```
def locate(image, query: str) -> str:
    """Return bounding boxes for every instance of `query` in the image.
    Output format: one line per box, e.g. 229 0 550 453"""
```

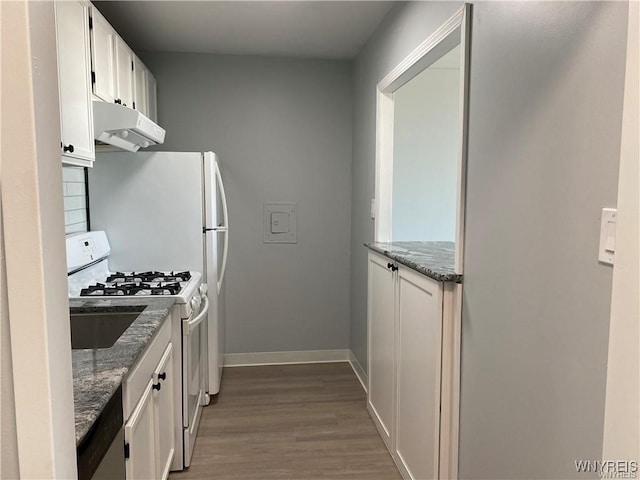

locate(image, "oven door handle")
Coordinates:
182 295 209 335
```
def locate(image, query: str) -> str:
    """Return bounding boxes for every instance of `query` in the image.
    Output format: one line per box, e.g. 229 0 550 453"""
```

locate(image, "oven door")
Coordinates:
181 294 209 467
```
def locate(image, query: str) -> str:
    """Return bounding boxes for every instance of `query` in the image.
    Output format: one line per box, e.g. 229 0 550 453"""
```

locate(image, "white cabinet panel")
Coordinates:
366 250 460 480
125 381 156 480
395 267 442 480
90 8 116 103
133 56 148 115
123 318 175 480
123 319 171 419
54 0 94 165
114 36 134 108
147 72 158 122
367 252 396 448
154 344 175 480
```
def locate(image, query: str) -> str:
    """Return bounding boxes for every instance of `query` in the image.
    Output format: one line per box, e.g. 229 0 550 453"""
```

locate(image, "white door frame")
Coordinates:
374 4 471 275
602 0 639 463
1 1 77 478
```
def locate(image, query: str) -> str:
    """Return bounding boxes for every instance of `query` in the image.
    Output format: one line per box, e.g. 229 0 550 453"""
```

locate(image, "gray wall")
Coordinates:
392 47 460 242
351 1 627 478
141 53 352 354
459 3 626 478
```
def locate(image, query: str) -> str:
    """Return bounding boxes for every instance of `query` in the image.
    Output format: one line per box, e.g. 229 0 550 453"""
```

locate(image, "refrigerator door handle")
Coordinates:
218 230 228 294
214 161 230 293
214 161 229 229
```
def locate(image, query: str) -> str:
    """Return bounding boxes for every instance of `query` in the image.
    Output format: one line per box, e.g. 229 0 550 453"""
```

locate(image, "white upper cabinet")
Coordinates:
114 35 134 108
89 7 116 103
147 72 158 122
87 3 158 121
55 0 95 166
133 56 149 116
55 1 160 167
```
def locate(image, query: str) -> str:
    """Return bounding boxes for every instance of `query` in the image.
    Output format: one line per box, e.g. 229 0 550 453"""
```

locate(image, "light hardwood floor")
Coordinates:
170 362 402 480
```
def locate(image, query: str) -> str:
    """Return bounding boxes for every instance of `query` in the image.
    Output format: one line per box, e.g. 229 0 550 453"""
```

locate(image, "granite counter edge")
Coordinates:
364 243 463 283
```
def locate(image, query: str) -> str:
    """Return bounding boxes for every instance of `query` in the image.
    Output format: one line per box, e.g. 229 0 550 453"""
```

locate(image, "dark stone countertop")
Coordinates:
70 297 175 445
365 241 463 283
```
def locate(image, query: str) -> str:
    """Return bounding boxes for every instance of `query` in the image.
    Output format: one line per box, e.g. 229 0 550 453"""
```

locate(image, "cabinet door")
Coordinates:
153 344 175 480
125 380 156 480
367 252 396 448
90 8 116 103
114 36 134 108
395 267 442 480
54 0 94 165
147 72 158 123
133 56 148 115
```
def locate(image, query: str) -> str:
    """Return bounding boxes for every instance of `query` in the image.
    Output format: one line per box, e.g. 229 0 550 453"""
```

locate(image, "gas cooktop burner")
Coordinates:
105 271 192 283
80 281 183 297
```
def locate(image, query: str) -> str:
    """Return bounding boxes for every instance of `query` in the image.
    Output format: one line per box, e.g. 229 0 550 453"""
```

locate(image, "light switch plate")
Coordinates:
598 208 617 265
264 202 297 244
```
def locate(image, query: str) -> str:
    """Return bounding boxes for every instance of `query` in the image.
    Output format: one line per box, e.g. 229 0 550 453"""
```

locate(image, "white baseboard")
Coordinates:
348 350 368 394
224 349 350 367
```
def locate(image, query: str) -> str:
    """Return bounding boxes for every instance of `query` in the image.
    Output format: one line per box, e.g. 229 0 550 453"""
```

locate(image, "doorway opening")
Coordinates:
374 5 471 274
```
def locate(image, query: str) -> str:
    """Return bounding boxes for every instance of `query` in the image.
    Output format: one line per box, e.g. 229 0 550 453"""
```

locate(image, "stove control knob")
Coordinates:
199 284 208 296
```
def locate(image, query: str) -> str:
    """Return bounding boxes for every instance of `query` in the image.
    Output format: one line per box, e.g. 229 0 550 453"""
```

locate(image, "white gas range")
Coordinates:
67 231 208 471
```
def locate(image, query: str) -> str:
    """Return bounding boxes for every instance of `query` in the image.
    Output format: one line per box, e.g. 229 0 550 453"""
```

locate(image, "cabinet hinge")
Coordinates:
124 442 130 459
132 101 136 109
88 15 93 30
91 71 96 85
131 61 134 71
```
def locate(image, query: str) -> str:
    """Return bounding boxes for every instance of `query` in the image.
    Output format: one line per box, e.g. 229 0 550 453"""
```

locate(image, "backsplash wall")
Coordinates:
62 166 88 234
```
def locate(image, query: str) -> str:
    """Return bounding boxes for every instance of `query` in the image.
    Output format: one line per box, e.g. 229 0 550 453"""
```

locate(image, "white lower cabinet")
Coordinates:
395 267 442 480
125 381 156 480
124 319 175 480
367 251 396 448
367 251 460 480
153 345 175 479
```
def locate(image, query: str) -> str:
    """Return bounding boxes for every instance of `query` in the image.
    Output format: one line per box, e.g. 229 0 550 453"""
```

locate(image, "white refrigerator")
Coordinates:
88 151 229 397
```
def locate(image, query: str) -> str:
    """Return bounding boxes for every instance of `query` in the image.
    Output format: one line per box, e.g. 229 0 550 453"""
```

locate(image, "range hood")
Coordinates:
93 101 165 152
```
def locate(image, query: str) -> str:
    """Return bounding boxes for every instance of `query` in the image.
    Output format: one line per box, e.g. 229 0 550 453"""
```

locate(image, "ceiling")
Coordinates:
93 1 396 60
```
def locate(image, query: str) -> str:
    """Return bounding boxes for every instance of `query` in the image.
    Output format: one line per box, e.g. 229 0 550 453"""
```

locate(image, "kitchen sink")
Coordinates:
70 306 146 349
